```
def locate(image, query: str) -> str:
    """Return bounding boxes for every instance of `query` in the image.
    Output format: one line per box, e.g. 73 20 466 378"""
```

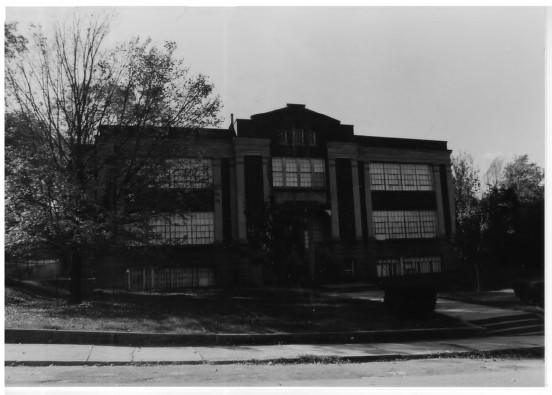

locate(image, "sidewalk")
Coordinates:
5 335 544 366
5 289 545 366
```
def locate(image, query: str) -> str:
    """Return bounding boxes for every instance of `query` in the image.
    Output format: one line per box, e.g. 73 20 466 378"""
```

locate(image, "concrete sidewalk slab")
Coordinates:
369 341 468 356
284 343 381 357
133 347 203 363
435 299 526 322
194 345 302 362
88 345 135 363
5 335 544 366
6 344 92 363
446 335 544 351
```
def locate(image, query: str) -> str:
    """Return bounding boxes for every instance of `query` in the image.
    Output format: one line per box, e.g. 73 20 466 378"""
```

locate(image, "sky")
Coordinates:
5 6 547 181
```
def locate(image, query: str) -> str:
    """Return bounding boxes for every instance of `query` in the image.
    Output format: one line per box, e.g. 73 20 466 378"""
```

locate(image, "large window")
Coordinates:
370 163 433 191
165 158 213 189
149 212 214 245
376 256 441 278
373 210 437 240
272 157 326 188
126 266 216 291
150 267 215 288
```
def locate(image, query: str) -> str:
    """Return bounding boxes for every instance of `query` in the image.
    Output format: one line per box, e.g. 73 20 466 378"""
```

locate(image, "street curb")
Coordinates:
4 346 544 367
5 326 486 347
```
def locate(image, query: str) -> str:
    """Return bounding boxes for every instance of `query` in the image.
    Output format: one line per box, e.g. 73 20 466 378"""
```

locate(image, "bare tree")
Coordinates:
483 156 505 189
451 152 483 291
5 12 222 303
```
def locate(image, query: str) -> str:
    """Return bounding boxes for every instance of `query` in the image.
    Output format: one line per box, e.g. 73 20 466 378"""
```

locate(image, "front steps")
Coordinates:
469 313 544 336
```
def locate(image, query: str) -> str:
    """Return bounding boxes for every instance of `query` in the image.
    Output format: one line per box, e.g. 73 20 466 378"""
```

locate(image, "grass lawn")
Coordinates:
439 289 543 313
5 286 466 334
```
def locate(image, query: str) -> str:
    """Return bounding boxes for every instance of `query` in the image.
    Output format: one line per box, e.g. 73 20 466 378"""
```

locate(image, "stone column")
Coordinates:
213 159 223 244
328 159 340 240
235 157 247 242
351 160 363 240
433 165 446 237
262 157 271 201
363 162 375 238
229 158 238 241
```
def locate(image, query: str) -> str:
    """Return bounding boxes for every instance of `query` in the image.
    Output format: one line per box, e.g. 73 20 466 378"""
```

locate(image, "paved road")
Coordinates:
5 357 544 387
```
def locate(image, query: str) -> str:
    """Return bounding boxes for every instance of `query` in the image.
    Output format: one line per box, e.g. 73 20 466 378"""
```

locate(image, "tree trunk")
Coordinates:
474 261 481 293
68 250 83 304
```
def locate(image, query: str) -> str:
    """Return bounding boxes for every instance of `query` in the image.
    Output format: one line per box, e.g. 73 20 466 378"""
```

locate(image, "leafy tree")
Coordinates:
5 22 27 59
5 12 222 303
480 155 544 281
480 185 519 266
499 155 544 272
451 152 484 290
245 203 315 286
501 155 544 203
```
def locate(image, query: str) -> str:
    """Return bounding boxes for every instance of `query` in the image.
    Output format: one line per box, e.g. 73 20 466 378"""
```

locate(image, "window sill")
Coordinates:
272 187 326 191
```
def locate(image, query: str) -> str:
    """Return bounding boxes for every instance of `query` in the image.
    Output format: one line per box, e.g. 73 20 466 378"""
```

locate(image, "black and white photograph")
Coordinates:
3 2 547 391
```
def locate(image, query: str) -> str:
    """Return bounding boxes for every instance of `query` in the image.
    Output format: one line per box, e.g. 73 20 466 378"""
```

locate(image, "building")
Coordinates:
94 104 458 291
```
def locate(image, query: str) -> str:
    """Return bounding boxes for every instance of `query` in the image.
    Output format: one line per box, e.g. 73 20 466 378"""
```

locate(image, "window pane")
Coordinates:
292 129 304 144
278 130 287 144
286 172 298 187
299 159 310 172
369 162 434 191
312 173 325 188
272 158 284 187
285 159 297 172
273 172 284 187
404 211 421 238
388 211 405 239
420 211 437 238
370 163 385 190
148 212 214 245
373 212 388 240
402 164 416 190
384 164 401 190
376 256 441 278
271 157 326 188
298 159 311 187
312 159 325 187
307 130 317 145
300 172 311 187
372 211 436 240
272 158 283 171
166 158 212 189
416 165 433 190
313 159 325 173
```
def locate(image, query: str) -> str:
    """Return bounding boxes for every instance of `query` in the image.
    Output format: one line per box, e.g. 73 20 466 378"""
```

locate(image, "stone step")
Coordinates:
515 331 545 336
484 318 543 331
487 324 545 336
469 313 540 326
